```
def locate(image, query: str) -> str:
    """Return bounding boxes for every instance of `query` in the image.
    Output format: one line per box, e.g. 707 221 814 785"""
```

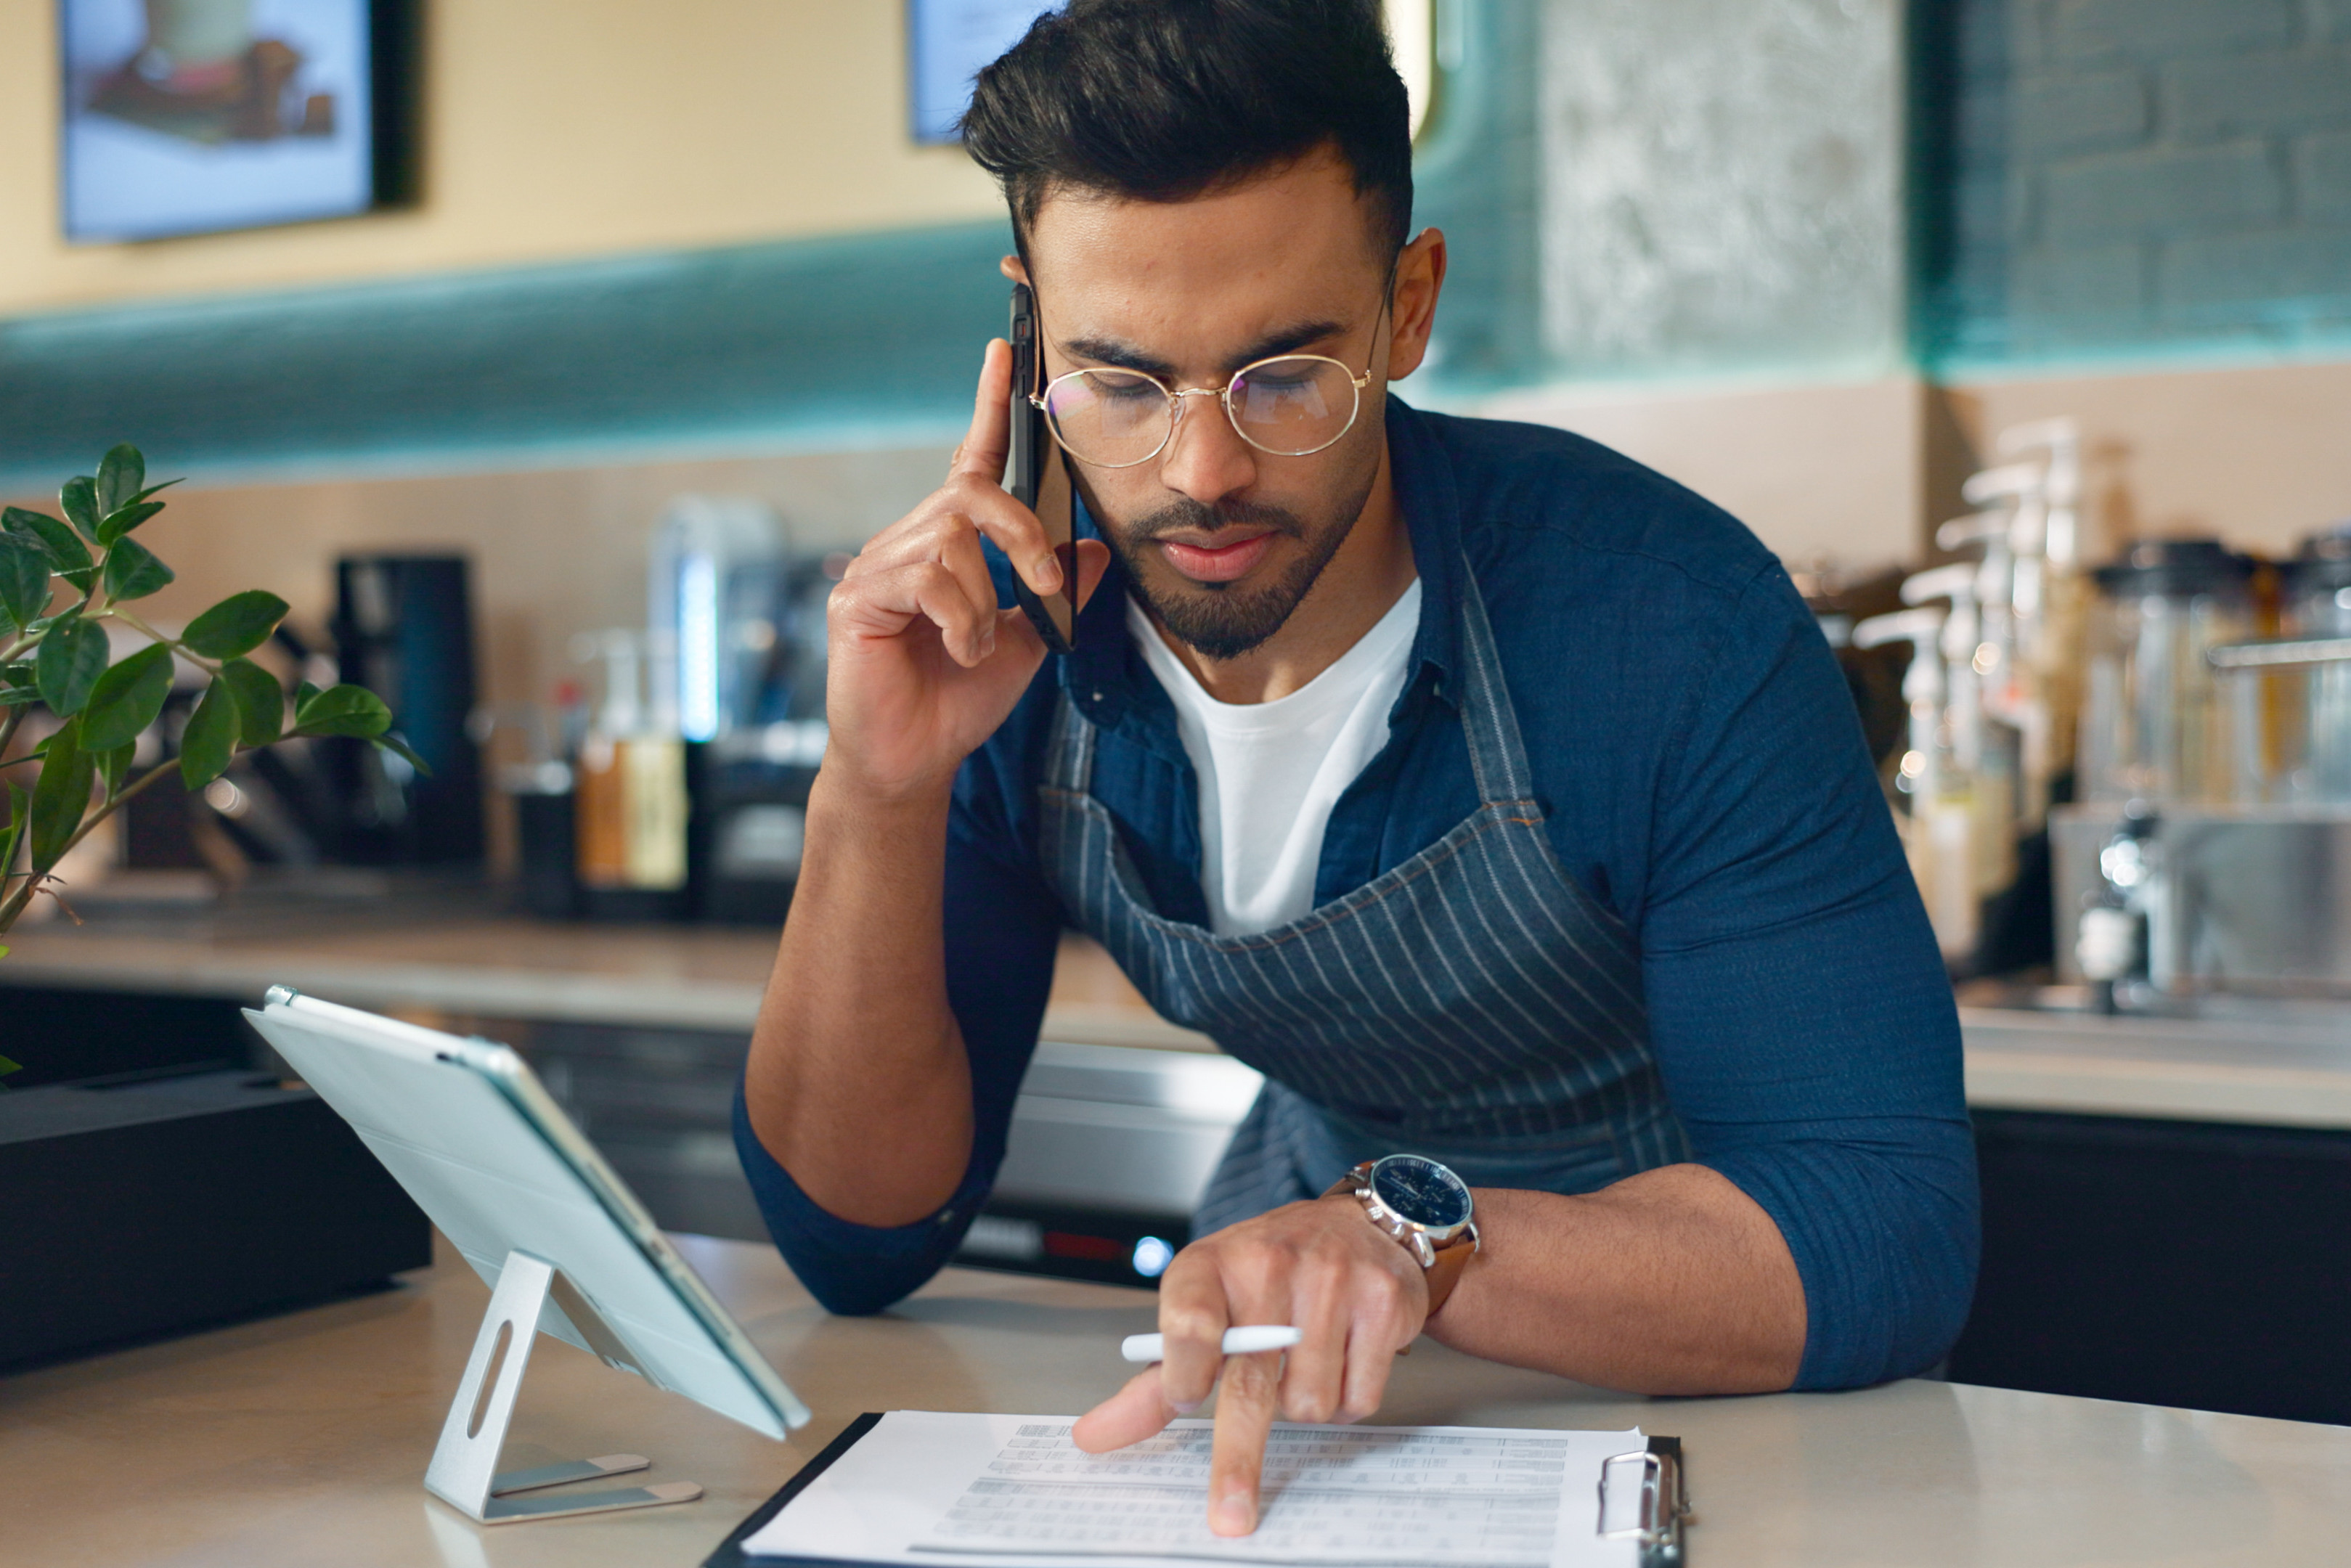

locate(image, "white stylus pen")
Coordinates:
1120 1326 1303 1363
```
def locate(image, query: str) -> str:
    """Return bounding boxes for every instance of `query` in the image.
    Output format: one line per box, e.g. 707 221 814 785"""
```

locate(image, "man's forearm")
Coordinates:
743 775 974 1228
1427 1164 1807 1394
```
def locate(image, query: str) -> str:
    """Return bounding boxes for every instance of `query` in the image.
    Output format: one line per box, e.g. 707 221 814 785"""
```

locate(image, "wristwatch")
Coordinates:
1323 1154 1480 1315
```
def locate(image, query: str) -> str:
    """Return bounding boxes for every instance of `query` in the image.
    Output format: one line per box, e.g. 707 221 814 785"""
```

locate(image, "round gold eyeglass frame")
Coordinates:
1029 351 1377 469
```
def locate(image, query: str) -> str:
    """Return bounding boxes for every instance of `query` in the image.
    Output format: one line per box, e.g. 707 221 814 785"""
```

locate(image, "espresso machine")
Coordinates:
2054 528 2351 1005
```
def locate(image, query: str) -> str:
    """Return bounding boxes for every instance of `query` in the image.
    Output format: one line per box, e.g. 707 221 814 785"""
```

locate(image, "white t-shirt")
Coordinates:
1128 579 1423 936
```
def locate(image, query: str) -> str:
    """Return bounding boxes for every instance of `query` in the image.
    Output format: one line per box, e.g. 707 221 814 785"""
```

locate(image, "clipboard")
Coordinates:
703 1416 1690 1567
704 1414 884 1568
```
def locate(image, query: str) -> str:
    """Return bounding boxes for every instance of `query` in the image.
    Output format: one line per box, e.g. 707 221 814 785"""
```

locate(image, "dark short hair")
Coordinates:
960 0 1411 266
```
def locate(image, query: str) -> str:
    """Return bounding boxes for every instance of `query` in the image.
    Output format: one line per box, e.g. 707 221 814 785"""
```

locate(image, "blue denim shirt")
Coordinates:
736 398 1979 1390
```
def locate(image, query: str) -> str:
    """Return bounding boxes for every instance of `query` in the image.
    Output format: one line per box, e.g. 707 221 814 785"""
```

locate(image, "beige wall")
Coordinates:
1476 356 2351 573
0 0 1003 317
1947 359 2351 563
1476 375 1930 574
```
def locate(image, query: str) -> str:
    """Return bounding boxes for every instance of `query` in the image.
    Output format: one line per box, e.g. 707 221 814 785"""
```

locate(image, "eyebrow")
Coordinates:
1056 317 1350 380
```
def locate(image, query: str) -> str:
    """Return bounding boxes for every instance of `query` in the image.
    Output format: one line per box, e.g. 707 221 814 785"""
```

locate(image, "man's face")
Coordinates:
1024 150 1401 661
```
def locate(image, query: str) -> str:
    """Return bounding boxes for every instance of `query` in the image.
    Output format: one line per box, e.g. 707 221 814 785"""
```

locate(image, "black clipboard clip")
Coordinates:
1599 1435 1691 1567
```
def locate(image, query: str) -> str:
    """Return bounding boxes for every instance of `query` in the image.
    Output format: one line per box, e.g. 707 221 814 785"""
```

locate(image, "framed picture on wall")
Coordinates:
59 0 417 243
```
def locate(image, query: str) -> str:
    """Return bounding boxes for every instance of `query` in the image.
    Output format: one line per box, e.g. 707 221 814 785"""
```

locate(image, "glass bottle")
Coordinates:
2080 541 2254 805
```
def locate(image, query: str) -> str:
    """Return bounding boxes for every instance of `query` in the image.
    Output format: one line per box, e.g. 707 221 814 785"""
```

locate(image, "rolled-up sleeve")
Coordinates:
1637 565 1978 1389
733 697 1065 1315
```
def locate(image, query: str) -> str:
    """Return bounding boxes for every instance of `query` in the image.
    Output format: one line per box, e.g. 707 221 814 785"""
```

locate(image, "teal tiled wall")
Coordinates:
1918 0 2351 369
0 222 1017 492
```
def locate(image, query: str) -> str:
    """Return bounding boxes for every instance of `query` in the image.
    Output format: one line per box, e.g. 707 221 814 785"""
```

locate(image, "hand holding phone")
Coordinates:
816 328 1098 804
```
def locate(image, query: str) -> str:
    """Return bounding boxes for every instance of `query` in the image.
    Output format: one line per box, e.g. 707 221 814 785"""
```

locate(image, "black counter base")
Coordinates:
1953 1108 2351 1426
0 1067 431 1371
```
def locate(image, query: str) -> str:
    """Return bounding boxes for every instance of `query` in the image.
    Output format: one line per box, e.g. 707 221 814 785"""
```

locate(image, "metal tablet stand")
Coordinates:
426 1250 704 1523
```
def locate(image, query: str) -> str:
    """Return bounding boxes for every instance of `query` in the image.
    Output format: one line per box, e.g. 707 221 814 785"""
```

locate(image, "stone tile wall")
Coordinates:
1538 0 1907 376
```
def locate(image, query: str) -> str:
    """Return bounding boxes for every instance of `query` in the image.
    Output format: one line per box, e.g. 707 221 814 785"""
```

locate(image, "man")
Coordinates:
738 0 1975 1538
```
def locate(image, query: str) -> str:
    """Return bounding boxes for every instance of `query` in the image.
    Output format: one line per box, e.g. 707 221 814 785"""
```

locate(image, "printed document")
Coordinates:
742 1410 1643 1567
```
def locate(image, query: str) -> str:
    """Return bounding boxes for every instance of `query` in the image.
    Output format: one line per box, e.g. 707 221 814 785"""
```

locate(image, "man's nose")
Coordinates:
1156 393 1259 510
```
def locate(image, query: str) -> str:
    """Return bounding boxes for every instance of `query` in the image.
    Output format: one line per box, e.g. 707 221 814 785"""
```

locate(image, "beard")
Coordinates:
1096 459 1380 662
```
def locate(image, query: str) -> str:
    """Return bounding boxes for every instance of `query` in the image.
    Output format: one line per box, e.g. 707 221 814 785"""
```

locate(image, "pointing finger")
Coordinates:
954 339 1014 485
1207 1345 1279 1536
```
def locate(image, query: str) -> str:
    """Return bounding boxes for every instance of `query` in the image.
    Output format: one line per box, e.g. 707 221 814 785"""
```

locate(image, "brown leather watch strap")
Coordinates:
1421 1233 1475 1316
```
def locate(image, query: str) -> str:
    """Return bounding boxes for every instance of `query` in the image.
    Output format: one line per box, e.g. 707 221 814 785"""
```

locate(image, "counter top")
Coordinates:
1960 1000 2351 1129
7 1230 2349 1567
8 892 2351 1126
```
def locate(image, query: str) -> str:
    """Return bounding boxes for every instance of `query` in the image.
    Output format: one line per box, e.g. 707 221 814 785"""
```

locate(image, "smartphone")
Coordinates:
1006 283 1078 653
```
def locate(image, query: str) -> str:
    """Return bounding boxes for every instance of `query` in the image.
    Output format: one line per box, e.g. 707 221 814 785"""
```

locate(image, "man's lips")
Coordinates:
1157 531 1276 583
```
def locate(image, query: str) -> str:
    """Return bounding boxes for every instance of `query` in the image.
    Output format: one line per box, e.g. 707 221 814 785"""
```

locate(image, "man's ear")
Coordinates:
1000 254 1031 285
1384 227 1448 383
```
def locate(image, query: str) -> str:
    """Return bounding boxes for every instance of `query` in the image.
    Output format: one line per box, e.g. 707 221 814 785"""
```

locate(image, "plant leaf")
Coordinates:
3 507 94 581
180 677 240 789
0 538 49 631
28 717 92 870
1 661 37 707
60 475 101 541
296 679 322 711
1 778 25 882
35 617 108 715
131 478 184 505
219 657 285 747
182 590 290 660
79 642 174 752
97 499 166 545
373 732 434 777
96 444 145 515
95 740 134 796
102 536 175 601
293 682 393 739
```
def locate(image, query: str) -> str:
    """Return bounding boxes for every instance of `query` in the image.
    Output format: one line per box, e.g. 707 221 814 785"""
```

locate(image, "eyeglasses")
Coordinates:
1031 340 1378 469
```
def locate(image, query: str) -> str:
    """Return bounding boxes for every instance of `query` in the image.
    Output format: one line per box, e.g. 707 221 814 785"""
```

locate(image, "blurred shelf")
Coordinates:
0 888 1211 1052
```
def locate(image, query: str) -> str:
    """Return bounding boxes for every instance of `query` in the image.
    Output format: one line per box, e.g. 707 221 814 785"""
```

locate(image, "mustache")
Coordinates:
1122 497 1307 544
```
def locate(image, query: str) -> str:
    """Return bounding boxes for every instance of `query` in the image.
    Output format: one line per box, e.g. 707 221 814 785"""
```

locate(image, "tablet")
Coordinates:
246 988 810 1441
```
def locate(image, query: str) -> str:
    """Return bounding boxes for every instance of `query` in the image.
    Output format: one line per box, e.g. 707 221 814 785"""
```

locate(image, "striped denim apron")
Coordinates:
1038 559 1692 1236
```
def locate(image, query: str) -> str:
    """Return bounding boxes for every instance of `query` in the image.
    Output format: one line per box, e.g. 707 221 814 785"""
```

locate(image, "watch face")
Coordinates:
1370 1155 1472 1229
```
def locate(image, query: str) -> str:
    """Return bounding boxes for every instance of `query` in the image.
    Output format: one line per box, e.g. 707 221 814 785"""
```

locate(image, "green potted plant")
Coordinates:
1 444 423 1079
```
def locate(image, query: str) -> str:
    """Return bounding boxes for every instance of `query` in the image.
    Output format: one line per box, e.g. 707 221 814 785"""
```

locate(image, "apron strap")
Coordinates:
1453 554 1539 806
1045 675 1096 793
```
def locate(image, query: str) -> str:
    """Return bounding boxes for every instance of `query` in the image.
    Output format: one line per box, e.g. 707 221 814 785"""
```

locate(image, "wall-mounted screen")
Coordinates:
907 0 1057 145
60 0 412 243
905 2 1438 148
